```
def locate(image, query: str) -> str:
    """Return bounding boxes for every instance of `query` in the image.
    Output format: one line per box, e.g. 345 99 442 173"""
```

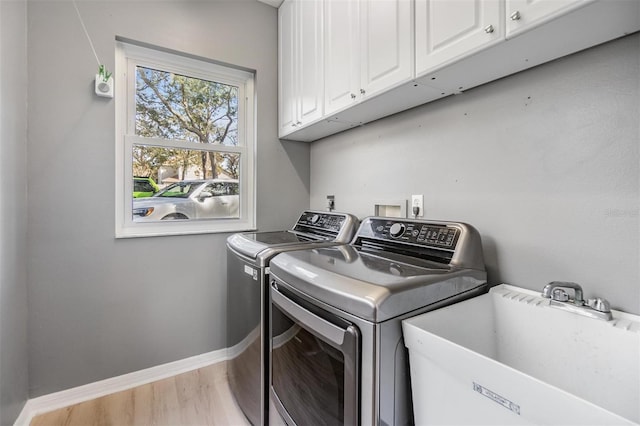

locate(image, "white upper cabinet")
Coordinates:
278 0 324 138
415 0 504 77
359 0 414 98
298 0 324 124
325 0 413 116
324 0 360 114
506 0 596 38
278 0 296 136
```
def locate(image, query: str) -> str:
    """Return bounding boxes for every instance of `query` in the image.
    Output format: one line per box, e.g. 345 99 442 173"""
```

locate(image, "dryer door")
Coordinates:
270 279 360 426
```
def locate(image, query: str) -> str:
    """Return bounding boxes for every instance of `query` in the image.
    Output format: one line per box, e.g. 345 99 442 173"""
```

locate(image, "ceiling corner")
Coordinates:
256 0 283 8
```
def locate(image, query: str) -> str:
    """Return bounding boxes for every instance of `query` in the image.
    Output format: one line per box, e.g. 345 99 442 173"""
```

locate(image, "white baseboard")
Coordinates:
13 348 228 426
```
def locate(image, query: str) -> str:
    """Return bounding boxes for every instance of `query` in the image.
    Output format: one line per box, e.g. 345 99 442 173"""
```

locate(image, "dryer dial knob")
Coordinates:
389 223 405 238
310 214 320 224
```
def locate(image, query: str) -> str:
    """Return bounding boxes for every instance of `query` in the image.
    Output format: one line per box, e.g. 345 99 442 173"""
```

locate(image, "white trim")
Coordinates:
13 349 228 426
114 41 257 239
127 135 245 154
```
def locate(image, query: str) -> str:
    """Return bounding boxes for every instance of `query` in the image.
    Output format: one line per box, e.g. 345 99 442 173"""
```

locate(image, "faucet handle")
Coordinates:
551 288 569 302
587 297 611 313
542 281 585 306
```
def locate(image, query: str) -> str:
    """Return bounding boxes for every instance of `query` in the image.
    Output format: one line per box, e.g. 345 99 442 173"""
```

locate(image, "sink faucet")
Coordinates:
542 281 584 306
541 281 613 321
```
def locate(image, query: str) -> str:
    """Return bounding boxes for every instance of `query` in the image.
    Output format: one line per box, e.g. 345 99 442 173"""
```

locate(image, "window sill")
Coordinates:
115 219 257 239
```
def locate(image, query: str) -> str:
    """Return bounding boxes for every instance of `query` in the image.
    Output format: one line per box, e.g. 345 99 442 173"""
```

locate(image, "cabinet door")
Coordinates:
506 0 595 38
324 0 360 115
278 0 297 136
415 0 503 77
298 0 324 124
360 0 413 97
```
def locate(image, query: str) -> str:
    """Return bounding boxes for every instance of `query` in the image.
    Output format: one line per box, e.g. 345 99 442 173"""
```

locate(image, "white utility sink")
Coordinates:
403 284 640 425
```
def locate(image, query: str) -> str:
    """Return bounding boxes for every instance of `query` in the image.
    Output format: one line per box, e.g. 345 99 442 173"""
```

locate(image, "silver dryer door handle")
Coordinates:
271 285 347 347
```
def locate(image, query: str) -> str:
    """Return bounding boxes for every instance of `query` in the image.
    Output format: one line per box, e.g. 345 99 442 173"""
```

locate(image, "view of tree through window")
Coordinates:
135 66 239 175
131 66 242 222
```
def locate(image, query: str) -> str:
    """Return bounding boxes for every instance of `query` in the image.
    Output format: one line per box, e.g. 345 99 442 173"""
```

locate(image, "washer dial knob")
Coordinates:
310 214 320 224
389 223 405 238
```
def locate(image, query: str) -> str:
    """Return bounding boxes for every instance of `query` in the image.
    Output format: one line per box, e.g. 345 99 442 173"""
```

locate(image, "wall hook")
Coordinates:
95 65 113 98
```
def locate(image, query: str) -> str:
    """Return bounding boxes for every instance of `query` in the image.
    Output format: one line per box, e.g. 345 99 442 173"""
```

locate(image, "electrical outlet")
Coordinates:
411 194 424 217
327 195 335 211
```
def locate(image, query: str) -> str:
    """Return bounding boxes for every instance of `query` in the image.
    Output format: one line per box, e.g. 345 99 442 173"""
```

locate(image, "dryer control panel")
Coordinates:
295 212 345 232
352 217 485 269
357 218 461 250
291 211 358 243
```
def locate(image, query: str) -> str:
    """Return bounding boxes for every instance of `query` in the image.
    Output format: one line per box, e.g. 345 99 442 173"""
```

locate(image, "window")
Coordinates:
115 42 255 238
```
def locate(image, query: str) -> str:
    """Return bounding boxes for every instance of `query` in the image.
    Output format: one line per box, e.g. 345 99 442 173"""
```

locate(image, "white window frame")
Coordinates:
115 42 256 238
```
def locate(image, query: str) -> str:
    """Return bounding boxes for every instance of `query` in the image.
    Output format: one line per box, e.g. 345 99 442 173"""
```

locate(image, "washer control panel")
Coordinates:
365 218 460 249
294 211 346 233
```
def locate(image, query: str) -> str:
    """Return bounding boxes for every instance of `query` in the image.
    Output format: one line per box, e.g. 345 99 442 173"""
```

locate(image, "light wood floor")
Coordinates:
30 361 251 426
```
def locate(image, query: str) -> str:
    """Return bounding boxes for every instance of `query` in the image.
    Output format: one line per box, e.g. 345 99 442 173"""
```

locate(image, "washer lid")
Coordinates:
227 230 320 259
269 245 487 322
227 211 360 261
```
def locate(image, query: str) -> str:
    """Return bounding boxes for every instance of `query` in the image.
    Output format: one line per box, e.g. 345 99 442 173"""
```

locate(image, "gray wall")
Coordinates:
0 0 29 424
27 0 309 397
311 34 640 314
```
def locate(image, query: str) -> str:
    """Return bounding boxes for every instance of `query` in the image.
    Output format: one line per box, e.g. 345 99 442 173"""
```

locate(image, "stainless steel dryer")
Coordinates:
226 211 359 426
268 217 488 426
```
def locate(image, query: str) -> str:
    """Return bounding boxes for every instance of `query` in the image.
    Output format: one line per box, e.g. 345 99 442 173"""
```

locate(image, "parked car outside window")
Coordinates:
132 179 239 221
133 176 160 198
